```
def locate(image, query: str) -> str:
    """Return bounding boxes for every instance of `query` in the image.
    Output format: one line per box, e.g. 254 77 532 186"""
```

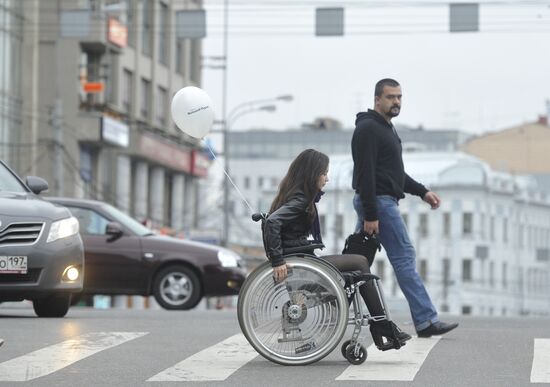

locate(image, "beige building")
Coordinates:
462 117 550 173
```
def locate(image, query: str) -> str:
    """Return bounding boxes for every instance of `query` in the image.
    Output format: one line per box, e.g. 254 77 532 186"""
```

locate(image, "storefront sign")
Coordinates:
139 134 191 173
107 17 128 47
191 150 210 177
101 116 129 147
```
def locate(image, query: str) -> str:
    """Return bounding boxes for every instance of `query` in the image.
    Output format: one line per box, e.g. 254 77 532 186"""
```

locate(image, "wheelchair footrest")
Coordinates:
369 323 408 351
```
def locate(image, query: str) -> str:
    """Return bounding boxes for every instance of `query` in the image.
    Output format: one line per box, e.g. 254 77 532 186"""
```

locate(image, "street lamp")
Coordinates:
221 96 292 247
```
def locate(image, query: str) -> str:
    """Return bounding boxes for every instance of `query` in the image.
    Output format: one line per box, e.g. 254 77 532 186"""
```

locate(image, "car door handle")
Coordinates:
143 253 154 260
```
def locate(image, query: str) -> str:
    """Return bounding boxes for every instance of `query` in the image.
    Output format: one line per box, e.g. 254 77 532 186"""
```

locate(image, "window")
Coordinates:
175 39 184 75
244 176 250 189
319 214 326 236
140 78 151 120
463 212 473 236
69 207 110 235
125 0 135 47
189 39 201 84
462 305 472 315
141 0 153 57
79 50 102 107
489 261 494 288
503 218 508 243
462 259 472 283
443 212 450 237
419 259 428 282
490 216 495 241
258 177 264 189
122 69 133 114
158 2 169 65
419 213 428 237
334 214 343 238
442 258 450 298
105 50 117 104
502 262 507 289
156 86 168 127
376 260 385 281
519 225 524 247
402 213 408 229
480 213 486 238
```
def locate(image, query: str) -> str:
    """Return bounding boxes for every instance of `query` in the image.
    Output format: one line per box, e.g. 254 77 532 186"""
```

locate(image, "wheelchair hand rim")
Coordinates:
238 256 349 365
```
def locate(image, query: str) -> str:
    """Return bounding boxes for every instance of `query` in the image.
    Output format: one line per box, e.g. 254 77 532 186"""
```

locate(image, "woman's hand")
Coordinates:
273 263 289 283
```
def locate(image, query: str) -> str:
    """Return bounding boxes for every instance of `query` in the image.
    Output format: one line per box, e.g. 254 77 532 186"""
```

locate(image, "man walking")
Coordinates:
351 78 458 337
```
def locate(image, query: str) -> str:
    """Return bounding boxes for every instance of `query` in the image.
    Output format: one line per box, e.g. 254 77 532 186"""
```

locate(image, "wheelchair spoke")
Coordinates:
238 257 349 365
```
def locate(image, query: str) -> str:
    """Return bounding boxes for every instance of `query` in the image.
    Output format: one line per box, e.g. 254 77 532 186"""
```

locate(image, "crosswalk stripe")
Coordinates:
531 339 550 383
147 333 258 382
336 336 440 381
0 331 148 382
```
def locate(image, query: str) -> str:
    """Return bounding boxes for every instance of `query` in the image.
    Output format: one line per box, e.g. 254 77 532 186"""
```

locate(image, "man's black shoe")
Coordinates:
417 321 458 338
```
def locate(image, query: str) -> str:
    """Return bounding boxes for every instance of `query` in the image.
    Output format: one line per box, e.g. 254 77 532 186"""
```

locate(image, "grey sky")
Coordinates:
202 1 550 135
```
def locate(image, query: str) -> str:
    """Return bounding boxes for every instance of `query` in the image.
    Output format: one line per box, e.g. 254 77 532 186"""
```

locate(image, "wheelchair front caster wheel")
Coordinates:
345 344 367 365
341 340 352 358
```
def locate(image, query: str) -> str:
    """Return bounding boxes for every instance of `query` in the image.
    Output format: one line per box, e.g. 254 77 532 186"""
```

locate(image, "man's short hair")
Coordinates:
375 78 400 97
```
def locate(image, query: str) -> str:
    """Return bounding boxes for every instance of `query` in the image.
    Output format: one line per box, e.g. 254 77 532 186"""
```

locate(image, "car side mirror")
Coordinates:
26 176 49 195
105 222 124 241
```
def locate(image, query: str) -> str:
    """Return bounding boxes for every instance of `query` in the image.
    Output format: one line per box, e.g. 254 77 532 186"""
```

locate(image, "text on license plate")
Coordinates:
0 256 28 274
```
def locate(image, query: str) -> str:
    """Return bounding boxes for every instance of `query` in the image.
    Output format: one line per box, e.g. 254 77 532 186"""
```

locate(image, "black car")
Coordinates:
0 161 84 317
47 198 247 310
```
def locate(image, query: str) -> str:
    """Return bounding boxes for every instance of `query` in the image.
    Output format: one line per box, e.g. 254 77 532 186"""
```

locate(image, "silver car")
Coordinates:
0 160 84 317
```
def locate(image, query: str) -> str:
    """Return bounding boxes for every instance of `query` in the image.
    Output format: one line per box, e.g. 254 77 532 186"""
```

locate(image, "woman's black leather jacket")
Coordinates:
264 191 316 267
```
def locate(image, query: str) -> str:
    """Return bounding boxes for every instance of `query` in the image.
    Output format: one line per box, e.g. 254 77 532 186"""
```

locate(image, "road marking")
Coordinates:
0 332 148 382
531 339 550 383
336 336 440 381
148 333 258 382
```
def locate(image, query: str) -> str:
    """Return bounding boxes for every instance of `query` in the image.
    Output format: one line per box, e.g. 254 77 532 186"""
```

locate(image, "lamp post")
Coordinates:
222 98 291 247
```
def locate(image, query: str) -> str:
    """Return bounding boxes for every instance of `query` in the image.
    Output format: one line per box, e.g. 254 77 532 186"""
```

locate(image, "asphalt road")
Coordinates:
0 304 548 387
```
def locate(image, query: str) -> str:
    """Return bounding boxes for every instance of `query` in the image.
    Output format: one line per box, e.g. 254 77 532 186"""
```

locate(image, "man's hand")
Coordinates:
363 220 379 235
423 191 441 209
273 263 289 283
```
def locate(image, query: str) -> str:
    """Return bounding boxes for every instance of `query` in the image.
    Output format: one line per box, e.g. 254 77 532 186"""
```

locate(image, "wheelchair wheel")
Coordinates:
238 256 349 365
345 344 367 365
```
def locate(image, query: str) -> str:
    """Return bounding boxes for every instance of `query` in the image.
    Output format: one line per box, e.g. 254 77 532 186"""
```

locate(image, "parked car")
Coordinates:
47 198 247 310
0 161 84 317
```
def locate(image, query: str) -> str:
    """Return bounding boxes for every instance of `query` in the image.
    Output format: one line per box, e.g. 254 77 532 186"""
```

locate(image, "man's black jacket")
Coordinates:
352 109 428 221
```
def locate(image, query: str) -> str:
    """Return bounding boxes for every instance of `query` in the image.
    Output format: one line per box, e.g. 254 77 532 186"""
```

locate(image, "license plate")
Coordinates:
0 256 28 274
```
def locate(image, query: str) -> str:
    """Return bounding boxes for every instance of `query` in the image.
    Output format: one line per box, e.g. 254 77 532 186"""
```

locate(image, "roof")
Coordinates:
327 151 546 200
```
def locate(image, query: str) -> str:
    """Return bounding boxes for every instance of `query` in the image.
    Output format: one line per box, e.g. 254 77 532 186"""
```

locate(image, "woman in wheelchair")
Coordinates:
265 149 411 349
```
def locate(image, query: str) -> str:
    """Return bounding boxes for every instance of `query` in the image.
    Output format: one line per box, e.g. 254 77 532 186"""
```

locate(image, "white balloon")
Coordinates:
171 86 215 139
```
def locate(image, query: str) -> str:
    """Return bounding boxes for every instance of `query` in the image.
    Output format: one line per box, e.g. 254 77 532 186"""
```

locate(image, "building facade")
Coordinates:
4 0 209 234
224 130 550 316
318 153 550 317
0 1 24 169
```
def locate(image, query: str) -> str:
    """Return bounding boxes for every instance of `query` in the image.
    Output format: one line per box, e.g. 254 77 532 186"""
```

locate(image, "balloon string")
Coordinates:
202 139 256 215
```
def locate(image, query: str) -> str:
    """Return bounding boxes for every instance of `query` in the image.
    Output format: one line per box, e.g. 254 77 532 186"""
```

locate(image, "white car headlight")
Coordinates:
217 249 241 268
47 217 80 243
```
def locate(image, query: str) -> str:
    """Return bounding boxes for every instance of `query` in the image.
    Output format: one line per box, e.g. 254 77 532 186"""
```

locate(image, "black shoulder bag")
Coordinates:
342 232 381 267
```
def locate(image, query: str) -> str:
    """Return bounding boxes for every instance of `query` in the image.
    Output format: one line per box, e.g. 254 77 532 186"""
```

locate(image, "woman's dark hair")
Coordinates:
269 149 329 222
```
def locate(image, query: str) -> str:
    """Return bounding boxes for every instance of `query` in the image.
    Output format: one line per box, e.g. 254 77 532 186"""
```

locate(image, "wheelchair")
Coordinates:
237 213 405 366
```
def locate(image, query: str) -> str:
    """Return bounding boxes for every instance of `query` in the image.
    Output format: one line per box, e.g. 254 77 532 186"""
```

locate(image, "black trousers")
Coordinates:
321 254 385 317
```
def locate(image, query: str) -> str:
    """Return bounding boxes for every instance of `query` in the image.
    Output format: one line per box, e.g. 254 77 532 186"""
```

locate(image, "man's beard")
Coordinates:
387 106 400 117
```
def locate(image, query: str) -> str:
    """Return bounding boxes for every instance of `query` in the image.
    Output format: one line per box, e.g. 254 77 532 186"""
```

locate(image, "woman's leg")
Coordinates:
321 254 412 346
321 254 385 317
